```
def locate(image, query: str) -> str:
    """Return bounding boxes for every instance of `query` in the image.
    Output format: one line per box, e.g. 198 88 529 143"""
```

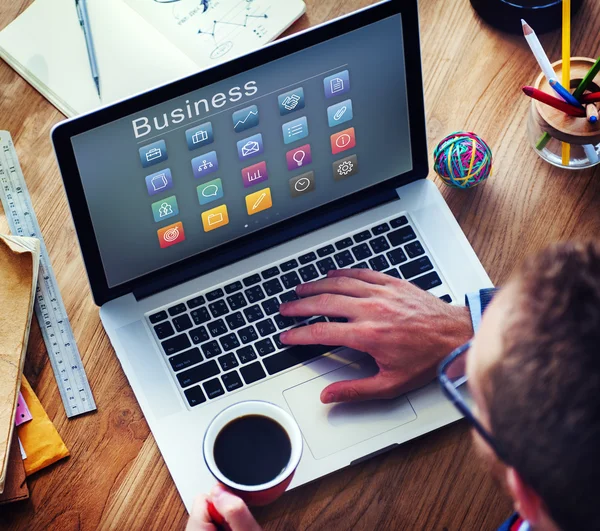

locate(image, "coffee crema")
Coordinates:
213 414 292 486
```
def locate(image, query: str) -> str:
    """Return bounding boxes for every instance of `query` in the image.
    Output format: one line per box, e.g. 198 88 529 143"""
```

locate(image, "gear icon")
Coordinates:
337 160 354 176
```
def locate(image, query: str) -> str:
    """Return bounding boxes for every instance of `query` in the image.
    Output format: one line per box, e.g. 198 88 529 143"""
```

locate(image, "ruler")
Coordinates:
0 131 96 418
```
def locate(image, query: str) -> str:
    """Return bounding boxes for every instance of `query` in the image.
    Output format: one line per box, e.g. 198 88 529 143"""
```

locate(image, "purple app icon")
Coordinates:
242 161 268 188
145 168 173 196
286 144 312 171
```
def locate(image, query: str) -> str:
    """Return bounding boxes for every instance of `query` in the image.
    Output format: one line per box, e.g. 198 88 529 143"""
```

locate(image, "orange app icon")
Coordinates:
330 127 356 155
245 188 273 216
202 204 229 232
158 221 185 248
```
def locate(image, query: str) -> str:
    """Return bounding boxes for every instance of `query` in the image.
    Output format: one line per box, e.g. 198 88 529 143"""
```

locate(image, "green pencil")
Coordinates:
573 57 600 100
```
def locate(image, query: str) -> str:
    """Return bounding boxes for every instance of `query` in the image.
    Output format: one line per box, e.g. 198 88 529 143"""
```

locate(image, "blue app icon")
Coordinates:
278 87 305 116
145 168 173 196
282 116 309 145
139 140 168 168
197 178 224 206
191 151 219 179
327 99 353 127
324 70 350 99
232 105 259 133
185 122 214 151
237 133 264 161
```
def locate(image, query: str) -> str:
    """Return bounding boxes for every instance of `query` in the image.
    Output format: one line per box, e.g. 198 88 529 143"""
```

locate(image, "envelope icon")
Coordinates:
237 134 264 161
242 141 260 157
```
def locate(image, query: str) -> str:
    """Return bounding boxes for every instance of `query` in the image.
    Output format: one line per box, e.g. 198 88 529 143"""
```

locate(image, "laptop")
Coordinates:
52 0 492 511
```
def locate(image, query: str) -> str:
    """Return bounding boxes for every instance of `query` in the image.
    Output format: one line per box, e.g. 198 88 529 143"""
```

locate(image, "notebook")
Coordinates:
0 0 306 117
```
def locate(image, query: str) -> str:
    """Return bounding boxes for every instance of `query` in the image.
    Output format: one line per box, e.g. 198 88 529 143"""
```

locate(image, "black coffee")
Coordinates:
213 415 291 486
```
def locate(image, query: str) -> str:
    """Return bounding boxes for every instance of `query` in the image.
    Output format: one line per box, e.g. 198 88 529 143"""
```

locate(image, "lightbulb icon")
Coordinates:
293 150 306 167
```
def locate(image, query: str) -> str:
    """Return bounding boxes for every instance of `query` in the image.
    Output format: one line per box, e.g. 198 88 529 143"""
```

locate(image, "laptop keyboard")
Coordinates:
147 214 452 409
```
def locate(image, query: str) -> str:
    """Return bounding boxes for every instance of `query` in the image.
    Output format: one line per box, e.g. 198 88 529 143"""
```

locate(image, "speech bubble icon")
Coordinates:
202 184 219 198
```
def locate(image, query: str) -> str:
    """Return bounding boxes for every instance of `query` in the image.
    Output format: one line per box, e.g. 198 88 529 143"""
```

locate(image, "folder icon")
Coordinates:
202 205 229 232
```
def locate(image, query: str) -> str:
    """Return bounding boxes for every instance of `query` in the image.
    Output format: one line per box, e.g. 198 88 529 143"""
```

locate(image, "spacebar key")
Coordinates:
263 344 334 375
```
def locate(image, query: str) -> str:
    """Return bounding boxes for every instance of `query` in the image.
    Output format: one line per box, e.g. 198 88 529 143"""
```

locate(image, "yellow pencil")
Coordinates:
562 0 571 166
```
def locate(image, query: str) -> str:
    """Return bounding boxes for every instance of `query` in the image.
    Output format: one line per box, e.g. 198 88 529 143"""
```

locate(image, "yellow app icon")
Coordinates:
245 187 272 216
202 204 229 232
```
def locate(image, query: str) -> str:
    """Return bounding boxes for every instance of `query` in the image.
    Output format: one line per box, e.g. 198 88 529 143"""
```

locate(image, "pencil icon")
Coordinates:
252 192 267 211
246 187 273 216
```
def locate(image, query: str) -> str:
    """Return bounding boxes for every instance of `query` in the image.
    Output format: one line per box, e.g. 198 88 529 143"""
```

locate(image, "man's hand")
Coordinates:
279 269 472 404
186 485 262 531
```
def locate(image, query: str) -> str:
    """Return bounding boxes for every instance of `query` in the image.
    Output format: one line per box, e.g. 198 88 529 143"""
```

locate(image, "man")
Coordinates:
187 241 600 531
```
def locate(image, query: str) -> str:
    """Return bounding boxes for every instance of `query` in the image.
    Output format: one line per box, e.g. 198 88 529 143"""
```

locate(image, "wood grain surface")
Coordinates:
1 0 600 529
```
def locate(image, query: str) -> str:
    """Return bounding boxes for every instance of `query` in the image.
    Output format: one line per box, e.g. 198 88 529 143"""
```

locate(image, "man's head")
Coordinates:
467 241 600 531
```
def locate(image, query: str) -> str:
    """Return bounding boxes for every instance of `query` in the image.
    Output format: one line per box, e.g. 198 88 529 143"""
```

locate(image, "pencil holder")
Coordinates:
528 57 600 169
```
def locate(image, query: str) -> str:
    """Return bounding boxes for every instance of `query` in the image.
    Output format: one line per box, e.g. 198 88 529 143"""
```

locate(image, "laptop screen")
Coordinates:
71 13 412 289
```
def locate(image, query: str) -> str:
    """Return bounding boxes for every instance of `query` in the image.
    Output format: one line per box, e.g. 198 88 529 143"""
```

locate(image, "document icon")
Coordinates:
237 134 264 161
202 204 229 232
145 168 173 196
324 70 350 99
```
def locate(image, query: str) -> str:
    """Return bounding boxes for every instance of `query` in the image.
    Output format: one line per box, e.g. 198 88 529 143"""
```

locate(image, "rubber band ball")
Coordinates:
433 132 493 189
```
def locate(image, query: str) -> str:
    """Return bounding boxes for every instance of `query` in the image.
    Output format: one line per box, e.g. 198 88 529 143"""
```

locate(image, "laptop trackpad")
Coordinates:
283 356 417 460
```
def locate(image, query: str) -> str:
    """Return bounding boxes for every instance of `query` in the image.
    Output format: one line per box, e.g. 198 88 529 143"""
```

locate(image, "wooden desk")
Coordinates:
1 0 600 528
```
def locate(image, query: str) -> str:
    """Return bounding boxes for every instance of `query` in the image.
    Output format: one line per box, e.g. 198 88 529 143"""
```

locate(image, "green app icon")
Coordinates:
152 195 179 222
197 178 224 206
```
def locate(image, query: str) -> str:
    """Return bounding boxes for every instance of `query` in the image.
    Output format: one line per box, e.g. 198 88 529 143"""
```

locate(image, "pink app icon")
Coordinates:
242 161 268 188
286 144 312 171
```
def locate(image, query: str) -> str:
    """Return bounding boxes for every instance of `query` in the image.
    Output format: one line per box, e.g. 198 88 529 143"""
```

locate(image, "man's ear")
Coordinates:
505 467 543 525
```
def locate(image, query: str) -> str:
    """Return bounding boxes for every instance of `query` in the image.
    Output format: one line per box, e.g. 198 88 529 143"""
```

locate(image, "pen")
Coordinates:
549 79 582 108
75 0 101 98
522 86 586 117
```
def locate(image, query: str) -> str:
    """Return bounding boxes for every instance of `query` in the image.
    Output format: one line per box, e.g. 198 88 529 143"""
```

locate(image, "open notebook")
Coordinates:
0 0 305 117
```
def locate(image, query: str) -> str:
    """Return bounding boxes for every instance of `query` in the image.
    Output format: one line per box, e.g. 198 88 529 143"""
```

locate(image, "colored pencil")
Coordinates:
573 57 600 100
583 144 599 164
522 86 586 116
581 92 600 104
586 104 599 123
549 79 581 108
521 20 557 83
561 0 571 165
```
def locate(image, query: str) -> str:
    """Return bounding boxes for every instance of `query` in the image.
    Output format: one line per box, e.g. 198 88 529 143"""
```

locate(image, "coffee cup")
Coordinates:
203 401 303 506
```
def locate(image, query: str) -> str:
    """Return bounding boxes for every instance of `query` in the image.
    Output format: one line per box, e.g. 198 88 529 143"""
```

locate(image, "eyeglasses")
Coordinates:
437 340 508 463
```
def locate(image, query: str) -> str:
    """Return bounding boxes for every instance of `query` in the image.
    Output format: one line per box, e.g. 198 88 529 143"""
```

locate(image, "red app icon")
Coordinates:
158 221 185 248
330 127 356 155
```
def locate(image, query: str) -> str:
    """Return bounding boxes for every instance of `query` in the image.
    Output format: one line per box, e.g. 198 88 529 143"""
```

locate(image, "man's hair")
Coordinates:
486 241 600 531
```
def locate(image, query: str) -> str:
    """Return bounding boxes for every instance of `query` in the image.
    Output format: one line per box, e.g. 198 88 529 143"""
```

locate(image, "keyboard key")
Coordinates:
299 252 317 265
173 314 193 333
389 226 417 247
308 316 327 325
189 326 210 345
353 230 371 243
405 240 425 259
240 362 266 384
186 296 205 309
275 314 295 330
335 237 354 250
168 303 186 317
352 262 369 269
208 319 228 338
238 325 258 344
262 297 280 316
256 338 276 357
400 257 434 280
245 285 266 304
369 255 390 272
256 318 277 337
191 307 211 325
351 243 373 261
218 353 239 371
169 347 203 372
280 259 298 272
227 293 247 311
219 333 240 352
201 340 222 359
162 334 191 356
282 271 301 289
317 245 335 257
370 236 390 254
372 222 390 235
244 305 264 322
440 294 453 303
263 344 333 375
299 264 319 282
209 300 228 318
184 386 206 407
222 371 243 392
280 291 299 303
390 215 408 228
154 321 174 340
334 250 355 268
236 345 258 364
264 278 284 296
317 257 337 275
206 288 224 302
149 310 168 324
203 378 225 399
387 248 408 265
224 281 243 294
243 274 262 287
262 266 280 279
177 360 220 387
273 333 285 350
226 312 246 330
412 272 442 291
384 268 402 279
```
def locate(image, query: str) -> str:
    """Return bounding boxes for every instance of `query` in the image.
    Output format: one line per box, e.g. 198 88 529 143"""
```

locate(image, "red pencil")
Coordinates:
581 92 600 104
522 86 586 117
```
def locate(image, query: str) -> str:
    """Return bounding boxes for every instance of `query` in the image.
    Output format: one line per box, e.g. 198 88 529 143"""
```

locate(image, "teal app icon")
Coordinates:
152 195 179 222
197 178 224 205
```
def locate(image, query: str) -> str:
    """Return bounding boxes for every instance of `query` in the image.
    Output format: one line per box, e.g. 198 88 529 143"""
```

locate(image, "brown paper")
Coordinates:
0 430 29 505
